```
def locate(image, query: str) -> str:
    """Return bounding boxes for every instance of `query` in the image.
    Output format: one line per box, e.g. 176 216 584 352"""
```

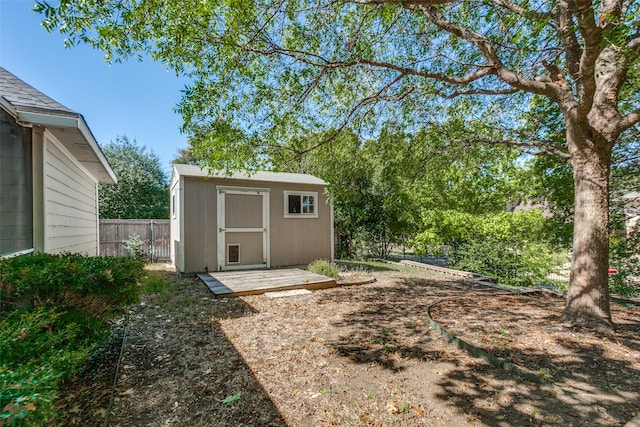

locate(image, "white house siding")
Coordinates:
43 133 99 255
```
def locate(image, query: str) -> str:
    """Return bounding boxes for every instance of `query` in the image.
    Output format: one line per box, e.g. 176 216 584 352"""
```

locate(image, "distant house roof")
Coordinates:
0 67 116 184
173 164 328 186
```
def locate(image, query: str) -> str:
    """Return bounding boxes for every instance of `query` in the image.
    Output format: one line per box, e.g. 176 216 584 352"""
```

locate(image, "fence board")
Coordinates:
99 219 170 261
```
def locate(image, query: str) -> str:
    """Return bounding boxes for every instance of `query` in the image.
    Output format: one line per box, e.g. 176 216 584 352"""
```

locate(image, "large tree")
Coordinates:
36 0 640 327
100 136 169 219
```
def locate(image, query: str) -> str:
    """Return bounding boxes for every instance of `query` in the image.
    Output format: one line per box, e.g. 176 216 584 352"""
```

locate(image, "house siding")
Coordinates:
0 108 33 256
43 133 99 255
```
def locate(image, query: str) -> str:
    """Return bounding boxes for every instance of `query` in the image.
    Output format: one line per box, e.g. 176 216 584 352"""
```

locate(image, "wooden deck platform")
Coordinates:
197 268 337 297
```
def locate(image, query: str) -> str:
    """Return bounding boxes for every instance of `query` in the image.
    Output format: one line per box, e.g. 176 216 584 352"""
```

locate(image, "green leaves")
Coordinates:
0 253 145 425
221 391 242 405
99 136 169 219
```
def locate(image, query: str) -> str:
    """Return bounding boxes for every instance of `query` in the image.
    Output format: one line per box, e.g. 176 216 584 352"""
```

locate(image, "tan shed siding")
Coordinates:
269 183 332 266
43 134 98 255
176 175 331 273
182 178 218 273
225 193 263 228
224 232 264 265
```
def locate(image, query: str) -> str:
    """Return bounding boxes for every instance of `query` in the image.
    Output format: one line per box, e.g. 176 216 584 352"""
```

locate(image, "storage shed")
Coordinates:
170 164 333 273
0 67 116 257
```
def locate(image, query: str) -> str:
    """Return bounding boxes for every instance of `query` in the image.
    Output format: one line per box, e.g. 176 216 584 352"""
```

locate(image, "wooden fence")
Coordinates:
99 219 170 261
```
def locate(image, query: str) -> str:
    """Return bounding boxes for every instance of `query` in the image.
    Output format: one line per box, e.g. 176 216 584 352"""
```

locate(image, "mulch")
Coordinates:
55 267 640 426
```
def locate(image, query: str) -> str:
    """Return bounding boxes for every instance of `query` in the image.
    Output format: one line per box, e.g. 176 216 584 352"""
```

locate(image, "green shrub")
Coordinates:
123 233 149 260
0 365 58 426
0 253 144 318
0 253 145 426
0 308 108 426
307 259 341 280
450 237 560 288
610 230 640 297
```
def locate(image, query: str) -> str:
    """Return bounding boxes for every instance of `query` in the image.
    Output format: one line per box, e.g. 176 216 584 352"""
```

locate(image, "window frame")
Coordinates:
283 190 318 218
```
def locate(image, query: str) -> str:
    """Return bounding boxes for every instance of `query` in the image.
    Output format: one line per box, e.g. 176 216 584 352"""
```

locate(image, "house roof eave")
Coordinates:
9 107 117 185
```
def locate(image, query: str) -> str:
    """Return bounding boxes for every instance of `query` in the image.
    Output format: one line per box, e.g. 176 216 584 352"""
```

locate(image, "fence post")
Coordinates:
150 219 155 263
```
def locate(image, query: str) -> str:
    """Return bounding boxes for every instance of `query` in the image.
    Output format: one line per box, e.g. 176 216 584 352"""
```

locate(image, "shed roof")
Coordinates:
173 164 328 186
0 67 116 184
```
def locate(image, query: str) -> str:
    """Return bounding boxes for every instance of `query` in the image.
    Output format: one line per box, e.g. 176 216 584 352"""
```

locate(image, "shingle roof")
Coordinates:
173 164 328 186
0 67 117 184
0 67 77 117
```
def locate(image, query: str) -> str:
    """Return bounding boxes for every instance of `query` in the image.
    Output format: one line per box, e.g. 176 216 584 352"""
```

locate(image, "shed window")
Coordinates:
0 109 33 256
284 191 318 218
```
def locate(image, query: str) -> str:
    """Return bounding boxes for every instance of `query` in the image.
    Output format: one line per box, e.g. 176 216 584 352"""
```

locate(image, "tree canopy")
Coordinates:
36 0 640 326
99 136 169 219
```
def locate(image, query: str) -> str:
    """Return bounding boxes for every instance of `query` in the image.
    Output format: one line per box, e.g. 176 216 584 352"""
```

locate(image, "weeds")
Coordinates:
221 392 242 405
307 259 341 280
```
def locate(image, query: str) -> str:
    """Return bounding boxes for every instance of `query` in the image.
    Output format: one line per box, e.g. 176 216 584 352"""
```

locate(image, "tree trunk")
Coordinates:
564 135 613 327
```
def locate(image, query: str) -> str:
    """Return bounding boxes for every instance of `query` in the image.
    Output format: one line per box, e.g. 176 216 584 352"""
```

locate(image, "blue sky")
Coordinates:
0 0 189 174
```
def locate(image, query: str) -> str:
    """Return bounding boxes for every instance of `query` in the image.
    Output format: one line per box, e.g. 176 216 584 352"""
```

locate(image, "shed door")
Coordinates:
217 186 270 271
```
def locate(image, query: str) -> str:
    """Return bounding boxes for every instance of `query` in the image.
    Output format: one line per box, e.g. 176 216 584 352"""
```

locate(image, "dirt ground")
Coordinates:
55 264 640 426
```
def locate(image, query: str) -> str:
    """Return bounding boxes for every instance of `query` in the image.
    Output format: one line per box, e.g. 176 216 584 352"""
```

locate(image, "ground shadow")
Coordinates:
57 273 286 426
316 276 493 370
431 292 640 425
317 274 640 425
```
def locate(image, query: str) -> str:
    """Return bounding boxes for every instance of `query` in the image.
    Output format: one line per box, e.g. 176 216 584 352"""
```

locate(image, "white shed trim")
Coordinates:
216 185 271 271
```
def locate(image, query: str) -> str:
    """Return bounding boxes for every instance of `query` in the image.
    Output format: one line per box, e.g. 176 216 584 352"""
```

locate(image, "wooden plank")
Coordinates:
197 268 337 297
206 271 332 289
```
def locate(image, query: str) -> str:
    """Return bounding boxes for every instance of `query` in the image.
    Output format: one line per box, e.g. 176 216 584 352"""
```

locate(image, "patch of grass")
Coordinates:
307 259 341 280
141 272 173 294
337 260 398 272
221 391 242 405
499 326 511 340
538 367 552 381
337 259 439 277
398 403 412 413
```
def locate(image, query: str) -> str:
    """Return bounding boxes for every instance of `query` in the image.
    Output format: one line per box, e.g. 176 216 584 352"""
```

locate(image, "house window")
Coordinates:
0 109 33 257
171 193 176 218
284 191 318 217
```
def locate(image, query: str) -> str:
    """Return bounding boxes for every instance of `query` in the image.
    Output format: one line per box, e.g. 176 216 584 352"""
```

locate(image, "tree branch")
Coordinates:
244 42 499 86
554 0 582 82
572 0 602 118
616 109 640 133
491 0 551 21
349 0 458 4
468 138 572 159
417 4 562 99
297 72 408 155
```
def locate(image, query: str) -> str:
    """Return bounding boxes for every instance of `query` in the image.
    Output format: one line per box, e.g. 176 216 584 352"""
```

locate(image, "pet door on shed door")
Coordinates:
227 244 240 264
